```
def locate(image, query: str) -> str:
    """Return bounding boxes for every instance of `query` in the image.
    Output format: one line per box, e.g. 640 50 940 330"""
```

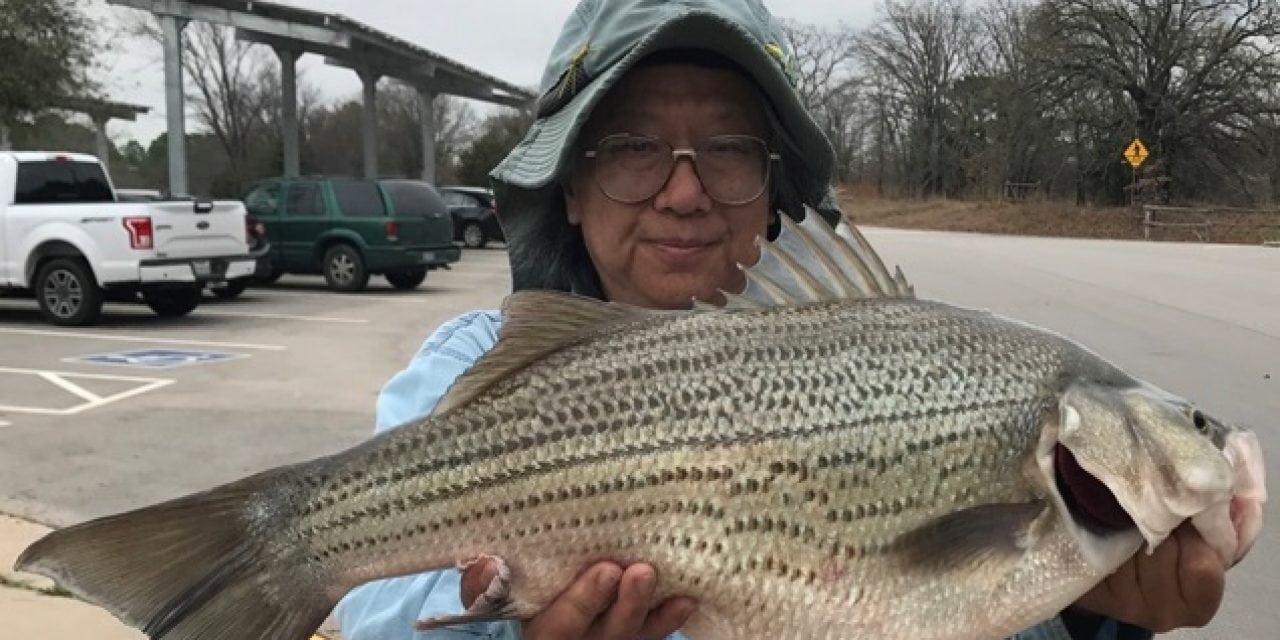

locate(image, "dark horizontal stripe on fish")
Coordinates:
300 396 1038 538
308 497 734 562
311 321 1038 501
304 370 1035 517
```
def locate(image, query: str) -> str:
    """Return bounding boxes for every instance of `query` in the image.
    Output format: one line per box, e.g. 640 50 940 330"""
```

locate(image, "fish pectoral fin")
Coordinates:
413 602 522 632
894 501 1046 573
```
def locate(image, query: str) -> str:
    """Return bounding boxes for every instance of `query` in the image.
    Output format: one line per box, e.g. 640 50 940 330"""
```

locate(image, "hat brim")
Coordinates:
491 9 834 204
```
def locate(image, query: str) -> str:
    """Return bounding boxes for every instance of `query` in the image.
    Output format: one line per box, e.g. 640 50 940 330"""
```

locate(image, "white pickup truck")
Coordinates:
0 151 260 326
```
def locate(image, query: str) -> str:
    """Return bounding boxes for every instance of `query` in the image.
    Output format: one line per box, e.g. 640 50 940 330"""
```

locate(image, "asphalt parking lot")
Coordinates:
0 230 1276 638
0 246 514 526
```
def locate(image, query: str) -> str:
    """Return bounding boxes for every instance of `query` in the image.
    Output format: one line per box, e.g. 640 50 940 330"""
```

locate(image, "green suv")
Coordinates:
242 177 460 291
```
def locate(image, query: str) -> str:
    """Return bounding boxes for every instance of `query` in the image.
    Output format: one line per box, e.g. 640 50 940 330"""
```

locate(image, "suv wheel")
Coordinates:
462 222 486 249
385 267 427 290
323 244 369 292
143 286 201 318
35 258 104 326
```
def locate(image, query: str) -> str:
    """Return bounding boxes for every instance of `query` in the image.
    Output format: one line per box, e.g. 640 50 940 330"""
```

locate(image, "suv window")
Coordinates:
285 182 322 216
15 160 113 204
244 183 281 216
382 180 446 217
332 180 386 218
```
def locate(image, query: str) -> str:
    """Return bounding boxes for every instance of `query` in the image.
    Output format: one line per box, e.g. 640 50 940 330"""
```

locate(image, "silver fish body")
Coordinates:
16 209 1266 640
301 297 1133 638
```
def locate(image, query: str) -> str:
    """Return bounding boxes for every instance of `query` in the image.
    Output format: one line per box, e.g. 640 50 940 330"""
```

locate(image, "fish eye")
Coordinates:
1191 410 1208 432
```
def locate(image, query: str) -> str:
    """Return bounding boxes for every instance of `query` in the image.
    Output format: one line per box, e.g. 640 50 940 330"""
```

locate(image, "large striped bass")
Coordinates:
16 209 1266 639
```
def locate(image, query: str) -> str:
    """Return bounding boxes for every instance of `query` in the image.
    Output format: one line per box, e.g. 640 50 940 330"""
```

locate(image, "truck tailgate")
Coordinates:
148 201 247 258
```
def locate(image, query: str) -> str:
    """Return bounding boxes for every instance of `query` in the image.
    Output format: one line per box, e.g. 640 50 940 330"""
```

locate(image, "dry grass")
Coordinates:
837 194 1280 246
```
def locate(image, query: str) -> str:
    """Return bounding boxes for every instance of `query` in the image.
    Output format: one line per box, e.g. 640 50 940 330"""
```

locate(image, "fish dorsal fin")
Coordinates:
432 291 654 416
717 205 914 308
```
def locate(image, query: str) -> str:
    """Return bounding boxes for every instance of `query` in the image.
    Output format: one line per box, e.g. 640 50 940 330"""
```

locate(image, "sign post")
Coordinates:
1123 138 1150 207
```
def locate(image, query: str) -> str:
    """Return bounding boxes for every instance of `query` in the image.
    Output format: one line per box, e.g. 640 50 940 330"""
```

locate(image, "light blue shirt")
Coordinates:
332 311 1148 640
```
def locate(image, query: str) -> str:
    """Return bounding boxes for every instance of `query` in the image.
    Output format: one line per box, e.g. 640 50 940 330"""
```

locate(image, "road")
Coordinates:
866 229 1278 640
0 230 1275 638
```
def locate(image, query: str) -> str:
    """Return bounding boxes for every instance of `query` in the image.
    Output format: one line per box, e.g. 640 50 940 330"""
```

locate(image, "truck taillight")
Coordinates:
385 220 399 242
123 216 154 250
246 216 265 240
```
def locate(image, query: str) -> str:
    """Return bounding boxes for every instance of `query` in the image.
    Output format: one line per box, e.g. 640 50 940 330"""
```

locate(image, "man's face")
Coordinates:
566 63 773 310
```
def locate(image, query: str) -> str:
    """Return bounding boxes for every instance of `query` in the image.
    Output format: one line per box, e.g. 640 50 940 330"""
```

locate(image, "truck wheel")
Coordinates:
210 279 248 299
462 222 487 249
143 286 201 318
385 267 427 290
322 244 369 292
35 258 104 326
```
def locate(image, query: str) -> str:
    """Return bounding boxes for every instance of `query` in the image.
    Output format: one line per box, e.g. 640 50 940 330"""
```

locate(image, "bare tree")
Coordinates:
377 85 477 182
863 68 912 195
180 24 278 190
1043 0 1280 202
780 20 865 181
959 0 1063 195
430 96 478 184
456 107 534 187
302 100 363 177
132 19 283 192
857 0 972 196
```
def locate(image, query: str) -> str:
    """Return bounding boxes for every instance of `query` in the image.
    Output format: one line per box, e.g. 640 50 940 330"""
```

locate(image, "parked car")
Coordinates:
241 176 459 292
0 151 258 326
115 190 271 300
439 185 504 248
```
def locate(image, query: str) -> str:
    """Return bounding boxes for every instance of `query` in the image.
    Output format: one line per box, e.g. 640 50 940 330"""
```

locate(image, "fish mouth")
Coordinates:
1214 430 1267 565
1053 444 1136 535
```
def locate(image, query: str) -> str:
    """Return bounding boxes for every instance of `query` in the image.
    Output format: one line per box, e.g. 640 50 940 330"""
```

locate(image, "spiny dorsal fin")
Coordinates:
714 205 914 308
431 291 654 416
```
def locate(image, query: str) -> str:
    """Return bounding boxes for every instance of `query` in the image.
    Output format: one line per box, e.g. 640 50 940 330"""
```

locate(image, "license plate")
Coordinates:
419 252 435 263
192 260 211 276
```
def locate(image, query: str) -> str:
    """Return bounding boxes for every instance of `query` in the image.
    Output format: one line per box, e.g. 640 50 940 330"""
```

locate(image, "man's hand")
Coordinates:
462 558 697 640
1071 522 1226 632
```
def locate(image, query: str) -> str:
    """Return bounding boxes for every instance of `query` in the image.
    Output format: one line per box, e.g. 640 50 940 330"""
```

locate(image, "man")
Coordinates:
334 1 1227 638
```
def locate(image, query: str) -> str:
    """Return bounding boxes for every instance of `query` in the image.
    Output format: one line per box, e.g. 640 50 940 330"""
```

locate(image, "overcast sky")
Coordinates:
86 0 877 145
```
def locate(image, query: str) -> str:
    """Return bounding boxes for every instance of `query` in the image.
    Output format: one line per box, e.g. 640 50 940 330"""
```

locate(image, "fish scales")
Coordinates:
14 208 1265 640
278 299 1081 637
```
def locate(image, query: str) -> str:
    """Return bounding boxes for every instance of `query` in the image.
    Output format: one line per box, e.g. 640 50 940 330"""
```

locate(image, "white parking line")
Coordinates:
0 327 285 351
0 419 10 428
257 289 432 303
195 309 369 324
0 367 173 416
39 371 102 403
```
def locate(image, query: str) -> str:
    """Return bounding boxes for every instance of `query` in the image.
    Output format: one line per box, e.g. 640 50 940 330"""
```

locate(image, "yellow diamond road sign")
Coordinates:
1124 138 1150 168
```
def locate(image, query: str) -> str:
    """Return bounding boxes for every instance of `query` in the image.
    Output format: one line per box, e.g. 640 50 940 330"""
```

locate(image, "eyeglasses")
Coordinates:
582 133 780 206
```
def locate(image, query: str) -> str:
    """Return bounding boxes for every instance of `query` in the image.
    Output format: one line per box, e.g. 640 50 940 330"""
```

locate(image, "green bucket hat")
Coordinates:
490 0 838 294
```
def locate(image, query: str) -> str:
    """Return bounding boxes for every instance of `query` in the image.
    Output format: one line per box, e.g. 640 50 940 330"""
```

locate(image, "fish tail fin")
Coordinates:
15 467 334 640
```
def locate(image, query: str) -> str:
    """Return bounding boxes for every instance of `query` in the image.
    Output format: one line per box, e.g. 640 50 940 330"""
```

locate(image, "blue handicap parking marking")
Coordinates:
69 348 246 369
